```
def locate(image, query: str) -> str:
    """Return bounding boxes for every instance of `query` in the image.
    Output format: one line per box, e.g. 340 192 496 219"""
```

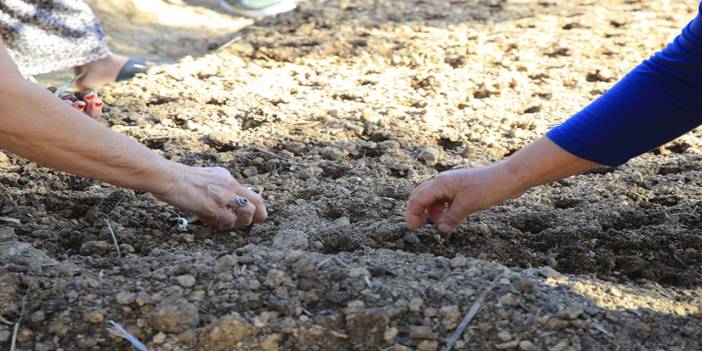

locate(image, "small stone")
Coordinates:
320 147 346 161
29 310 45 323
152 332 167 344
148 299 200 333
423 308 437 318
417 340 439 351
559 303 584 320
495 340 520 349
409 325 435 339
409 297 424 312
115 291 136 305
346 308 389 349
175 275 196 288
207 132 233 147
361 109 381 124
265 269 286 287
497 330 512 342
586 69 614 82
300 166 323 179
214 255 238 273
519 340 537 351
384 327 399 342
349 267 370 278
218 272 234 282
83 310 104 324
261 333 282 351
537 266 564 279
272 229 309 250
80 240 109 256
293 258 317 278
17 328 32 342
0 151 9 166
417 147 441 164
450 256 468 268
242 166 258 178
402 232 419 245
544 317 570 330
0 226 16 243
440 305 461 330
285 142 306 155
514 278 537 294
0 329 9 342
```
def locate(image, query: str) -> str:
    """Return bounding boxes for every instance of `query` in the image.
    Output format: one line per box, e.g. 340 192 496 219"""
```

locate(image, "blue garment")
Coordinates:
547 4 702 166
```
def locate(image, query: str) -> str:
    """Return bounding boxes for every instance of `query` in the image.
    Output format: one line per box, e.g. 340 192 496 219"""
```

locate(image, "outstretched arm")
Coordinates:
0 44 266 230
406 137 597 233
407 4 702 233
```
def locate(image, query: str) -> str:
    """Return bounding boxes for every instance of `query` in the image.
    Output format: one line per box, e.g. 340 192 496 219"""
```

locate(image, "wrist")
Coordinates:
145 159 186 196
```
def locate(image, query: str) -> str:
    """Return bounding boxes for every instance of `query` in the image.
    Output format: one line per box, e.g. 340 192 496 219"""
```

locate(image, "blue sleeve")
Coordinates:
546 4 702 166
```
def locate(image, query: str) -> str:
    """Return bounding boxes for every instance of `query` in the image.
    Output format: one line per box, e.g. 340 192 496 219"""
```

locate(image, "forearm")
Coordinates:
497 136 598 195
0 77 178 194
547 5 702 166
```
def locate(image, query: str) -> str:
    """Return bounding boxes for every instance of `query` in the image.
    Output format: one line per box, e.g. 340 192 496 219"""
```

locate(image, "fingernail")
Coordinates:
94 101 103 108
84 94 95 101
75 102 86 110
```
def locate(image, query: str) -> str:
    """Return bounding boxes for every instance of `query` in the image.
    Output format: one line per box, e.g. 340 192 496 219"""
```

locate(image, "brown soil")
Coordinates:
5 0 702 350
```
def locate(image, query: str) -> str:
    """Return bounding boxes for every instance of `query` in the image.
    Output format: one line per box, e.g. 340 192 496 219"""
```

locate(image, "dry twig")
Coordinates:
104 219 122 257
10 287 30 351
442 272 504 351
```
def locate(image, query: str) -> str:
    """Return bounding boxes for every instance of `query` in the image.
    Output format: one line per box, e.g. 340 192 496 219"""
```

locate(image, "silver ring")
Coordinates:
232 197 249 209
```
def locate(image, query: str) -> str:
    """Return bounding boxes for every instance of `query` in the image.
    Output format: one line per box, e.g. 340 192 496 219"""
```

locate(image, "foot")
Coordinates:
59 92 104 119
74 54 129 90
219 0 297 17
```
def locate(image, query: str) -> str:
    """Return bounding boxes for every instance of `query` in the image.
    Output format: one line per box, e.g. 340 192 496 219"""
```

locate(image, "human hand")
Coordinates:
153 165 268 230
60 92 103 119
405 164 526 233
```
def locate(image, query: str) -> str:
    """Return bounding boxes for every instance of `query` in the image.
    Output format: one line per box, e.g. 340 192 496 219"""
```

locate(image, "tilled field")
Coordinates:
2 0 701 349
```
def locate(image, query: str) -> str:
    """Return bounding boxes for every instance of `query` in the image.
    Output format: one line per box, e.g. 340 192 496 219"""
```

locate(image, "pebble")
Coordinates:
115 291 136 305
79 240 109 256
207 132 233 147
519 340 537 351
300 166 323 179
559 303 584 320
285 142 306 155
261 333 282 351
497 330 513 342
83 310 104 324
440 305 461 330
495 340 520 349
409 325 436 339
265 269 286 287
320 147 346 161
409 297 424 312
214 255 238 273
0 151 9 167
272 229 309 250
175 274 196 288
349 267 370 278
293 258 318 278
417 147 441 164
152 332 167 344
402 232 419 245
148 299 200 333
242 166 258 177
384 327 399 342
417 340 439 351
0 226 16 243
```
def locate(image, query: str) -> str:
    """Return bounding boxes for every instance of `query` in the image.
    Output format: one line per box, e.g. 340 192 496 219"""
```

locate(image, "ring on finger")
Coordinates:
231 196 249 209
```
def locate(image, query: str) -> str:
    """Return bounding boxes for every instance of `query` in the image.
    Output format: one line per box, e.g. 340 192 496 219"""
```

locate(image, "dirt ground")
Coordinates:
3 0 702 349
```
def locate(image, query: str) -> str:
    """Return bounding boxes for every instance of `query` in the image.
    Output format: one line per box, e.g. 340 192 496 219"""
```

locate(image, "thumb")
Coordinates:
437 198 471 233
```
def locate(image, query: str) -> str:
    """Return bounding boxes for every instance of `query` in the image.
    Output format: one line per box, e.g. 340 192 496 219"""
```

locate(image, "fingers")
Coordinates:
406 179 444 230
226 196 255 228
437 197 471 233
238 187 268 223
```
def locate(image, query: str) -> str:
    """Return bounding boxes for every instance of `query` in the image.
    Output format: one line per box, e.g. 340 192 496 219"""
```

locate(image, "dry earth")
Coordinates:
4 0 702 350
